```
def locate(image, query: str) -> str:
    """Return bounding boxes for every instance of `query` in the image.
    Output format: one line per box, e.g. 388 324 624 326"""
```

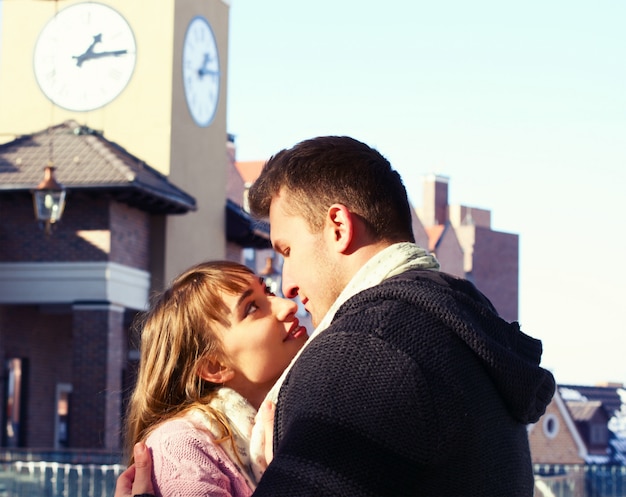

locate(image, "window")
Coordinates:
542 414 560 439
590 423 607 445
55 383 72 449
4 358 27 447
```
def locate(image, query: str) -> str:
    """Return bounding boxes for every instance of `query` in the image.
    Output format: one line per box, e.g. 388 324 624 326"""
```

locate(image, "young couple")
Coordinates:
118 136 555 496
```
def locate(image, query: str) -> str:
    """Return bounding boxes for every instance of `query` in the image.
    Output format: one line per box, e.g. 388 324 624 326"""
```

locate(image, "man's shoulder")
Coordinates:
322 271 448 342
386 268 465 289
341 269 464 308
366 268 496 312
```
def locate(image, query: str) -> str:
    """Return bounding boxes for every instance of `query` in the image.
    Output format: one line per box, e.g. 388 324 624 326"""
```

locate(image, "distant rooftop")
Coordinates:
234 160 265 185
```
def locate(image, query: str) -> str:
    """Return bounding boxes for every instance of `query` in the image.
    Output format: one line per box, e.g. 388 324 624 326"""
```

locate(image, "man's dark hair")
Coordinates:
248 136 415 242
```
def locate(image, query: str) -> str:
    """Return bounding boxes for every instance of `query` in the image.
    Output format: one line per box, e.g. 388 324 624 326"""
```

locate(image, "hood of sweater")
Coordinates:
341 269 555 425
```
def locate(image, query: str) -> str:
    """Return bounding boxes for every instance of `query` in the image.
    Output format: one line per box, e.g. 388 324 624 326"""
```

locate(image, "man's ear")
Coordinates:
326 204 354 253
197 358 235 384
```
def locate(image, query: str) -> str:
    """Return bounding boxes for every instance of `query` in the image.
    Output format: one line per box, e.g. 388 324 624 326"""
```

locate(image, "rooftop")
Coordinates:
0 120 196 214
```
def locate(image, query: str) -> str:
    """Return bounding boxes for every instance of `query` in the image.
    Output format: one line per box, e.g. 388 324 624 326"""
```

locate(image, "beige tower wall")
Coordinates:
163 0 229 283
0 0 230 286
0 0 176 173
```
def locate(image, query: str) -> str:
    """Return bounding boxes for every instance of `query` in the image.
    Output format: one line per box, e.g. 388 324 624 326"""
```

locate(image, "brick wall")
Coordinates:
471 226 519 322
431 226 465 278
70 305 125 449
1 193 149 269
110 201 150 270
529 396 586 465
1 194 109 262
0 304 73 447
0 192 150 450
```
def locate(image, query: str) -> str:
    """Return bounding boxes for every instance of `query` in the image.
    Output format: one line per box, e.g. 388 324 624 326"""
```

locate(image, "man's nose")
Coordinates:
282 283 299 299
281 274 299 299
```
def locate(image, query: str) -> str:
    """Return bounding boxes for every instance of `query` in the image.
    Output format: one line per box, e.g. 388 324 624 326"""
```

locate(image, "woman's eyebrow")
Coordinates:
235 288 254 311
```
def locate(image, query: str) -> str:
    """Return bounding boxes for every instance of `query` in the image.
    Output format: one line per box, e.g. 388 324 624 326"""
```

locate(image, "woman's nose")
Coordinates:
274 296 298 319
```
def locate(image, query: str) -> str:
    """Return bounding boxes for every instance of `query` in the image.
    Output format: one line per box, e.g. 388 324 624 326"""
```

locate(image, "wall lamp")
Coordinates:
260 256 283 297
32 165 66 234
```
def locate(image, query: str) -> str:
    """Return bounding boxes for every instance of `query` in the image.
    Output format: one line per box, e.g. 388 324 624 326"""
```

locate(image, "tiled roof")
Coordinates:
560 384 624 418
234 160 265 184
0 120 196 214
424 224 445 252
567 401 606 422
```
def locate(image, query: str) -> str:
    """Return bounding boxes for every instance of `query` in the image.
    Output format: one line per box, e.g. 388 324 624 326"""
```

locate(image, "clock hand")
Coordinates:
73 34 102 67
84 50 128 61
72 34 128 67
198 53 218 77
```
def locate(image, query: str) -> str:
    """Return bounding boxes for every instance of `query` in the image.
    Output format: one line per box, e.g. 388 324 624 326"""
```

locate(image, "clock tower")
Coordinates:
0 0 231 284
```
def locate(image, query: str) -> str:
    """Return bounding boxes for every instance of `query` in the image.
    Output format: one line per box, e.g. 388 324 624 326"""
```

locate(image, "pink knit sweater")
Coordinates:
145 411 253 497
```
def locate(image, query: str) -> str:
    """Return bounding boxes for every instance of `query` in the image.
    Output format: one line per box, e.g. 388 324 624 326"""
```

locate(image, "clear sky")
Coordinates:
227 0 626 387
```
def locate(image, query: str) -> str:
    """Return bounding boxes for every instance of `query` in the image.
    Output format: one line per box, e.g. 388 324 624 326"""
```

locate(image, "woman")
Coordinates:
124 260 308 497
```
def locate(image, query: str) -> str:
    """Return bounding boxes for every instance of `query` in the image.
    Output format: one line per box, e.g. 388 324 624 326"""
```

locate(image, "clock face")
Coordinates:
182 16 220 127
33 2 136 112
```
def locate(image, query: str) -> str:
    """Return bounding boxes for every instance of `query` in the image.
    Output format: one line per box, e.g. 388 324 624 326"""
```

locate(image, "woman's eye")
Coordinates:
264 285 275 296
245 302 259 316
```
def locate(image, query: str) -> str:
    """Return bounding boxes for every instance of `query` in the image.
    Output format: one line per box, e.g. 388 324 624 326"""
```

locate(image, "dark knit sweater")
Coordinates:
253 269 555 497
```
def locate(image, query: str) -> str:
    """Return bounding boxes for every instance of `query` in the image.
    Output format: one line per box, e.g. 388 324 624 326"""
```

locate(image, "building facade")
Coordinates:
0 1 522 455
417 174 519 322
0 0 235 452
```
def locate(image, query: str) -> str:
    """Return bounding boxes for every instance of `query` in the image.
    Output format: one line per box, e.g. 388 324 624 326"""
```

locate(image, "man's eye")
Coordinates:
264 284 275 296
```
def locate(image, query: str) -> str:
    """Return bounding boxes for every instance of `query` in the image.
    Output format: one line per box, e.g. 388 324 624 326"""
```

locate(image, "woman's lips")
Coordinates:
284 321 307 341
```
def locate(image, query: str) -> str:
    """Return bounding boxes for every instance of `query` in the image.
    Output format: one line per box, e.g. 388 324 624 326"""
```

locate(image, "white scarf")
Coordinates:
249 242 440 478
190 387 259 489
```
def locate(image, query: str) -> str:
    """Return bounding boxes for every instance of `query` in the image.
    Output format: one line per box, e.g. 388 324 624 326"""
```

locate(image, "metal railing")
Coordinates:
534 464 626 497
0 455 624 496
0 450 124 497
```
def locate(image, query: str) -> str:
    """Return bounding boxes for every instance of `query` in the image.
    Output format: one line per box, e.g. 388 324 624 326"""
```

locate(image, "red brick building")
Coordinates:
0 122 273 453
0 124 521 453
417 174 519 322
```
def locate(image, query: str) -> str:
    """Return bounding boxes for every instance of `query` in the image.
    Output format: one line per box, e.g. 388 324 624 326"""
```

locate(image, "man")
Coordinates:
117 136 555 496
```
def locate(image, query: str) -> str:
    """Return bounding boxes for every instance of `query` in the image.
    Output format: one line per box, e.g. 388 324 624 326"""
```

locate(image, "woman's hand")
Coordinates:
250 399 276 482
114 442 155 497
259 400 276 464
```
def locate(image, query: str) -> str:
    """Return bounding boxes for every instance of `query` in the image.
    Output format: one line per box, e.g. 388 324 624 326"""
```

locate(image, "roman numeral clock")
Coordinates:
32 3 221 128
33 2 137 112
182 16 220 128
0 0 230 281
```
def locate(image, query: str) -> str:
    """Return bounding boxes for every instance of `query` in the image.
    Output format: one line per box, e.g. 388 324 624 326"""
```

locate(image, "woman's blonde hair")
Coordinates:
124 260 255 464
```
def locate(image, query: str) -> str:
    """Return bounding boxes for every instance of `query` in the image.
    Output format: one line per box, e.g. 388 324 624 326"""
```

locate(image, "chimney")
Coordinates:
421 174 449 227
